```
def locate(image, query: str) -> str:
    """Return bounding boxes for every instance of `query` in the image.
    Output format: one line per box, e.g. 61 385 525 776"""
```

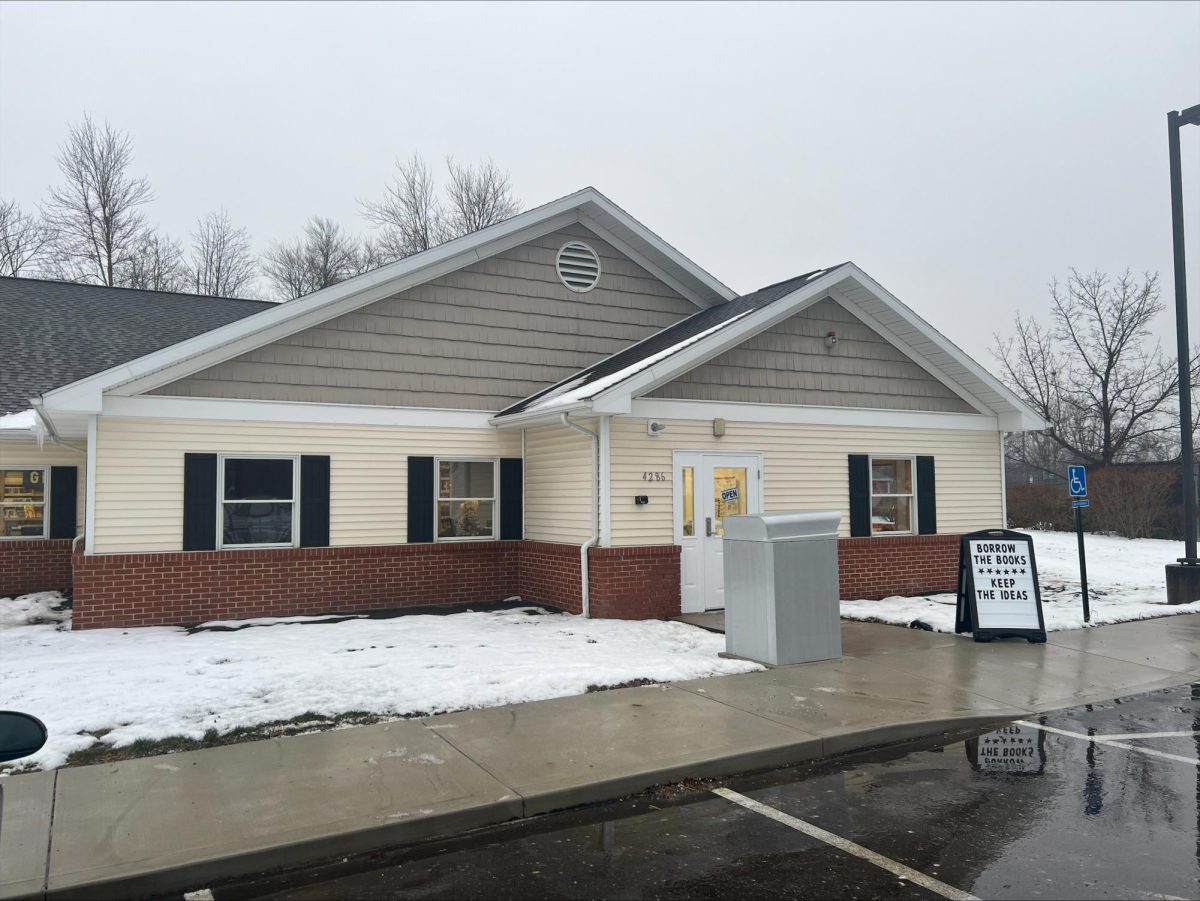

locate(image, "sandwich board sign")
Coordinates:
955 528 1047 643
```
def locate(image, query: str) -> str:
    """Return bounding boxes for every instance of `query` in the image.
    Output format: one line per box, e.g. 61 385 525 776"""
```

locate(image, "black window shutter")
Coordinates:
300 455 331 547
917 455 937 535
848 454 871 537
49 466 77 539
407 456 435 543
499 458 523 540
183 453 218 551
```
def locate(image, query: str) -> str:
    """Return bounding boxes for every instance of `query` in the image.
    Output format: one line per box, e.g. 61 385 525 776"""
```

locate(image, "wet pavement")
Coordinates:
197 684 1200 901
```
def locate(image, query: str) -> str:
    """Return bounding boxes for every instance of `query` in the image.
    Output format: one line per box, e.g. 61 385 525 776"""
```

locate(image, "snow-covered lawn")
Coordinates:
0 601 761 772
841 530 1200 633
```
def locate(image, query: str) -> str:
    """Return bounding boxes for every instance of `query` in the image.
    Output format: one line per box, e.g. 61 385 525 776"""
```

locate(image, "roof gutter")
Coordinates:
31 400 86 456
489 401 592 430
560 412 598 618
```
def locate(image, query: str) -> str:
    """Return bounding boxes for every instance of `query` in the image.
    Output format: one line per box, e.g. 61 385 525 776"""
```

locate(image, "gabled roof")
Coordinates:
38 188 736 414
491 263 1048 432
0 277 272 415
498 267 839 417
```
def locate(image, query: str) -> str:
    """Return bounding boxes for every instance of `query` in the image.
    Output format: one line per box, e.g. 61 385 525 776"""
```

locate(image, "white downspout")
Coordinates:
999 431 1009 528
561 412 598 618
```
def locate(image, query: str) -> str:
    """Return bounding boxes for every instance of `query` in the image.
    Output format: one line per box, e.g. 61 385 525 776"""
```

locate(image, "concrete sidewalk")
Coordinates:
3 614 1199 900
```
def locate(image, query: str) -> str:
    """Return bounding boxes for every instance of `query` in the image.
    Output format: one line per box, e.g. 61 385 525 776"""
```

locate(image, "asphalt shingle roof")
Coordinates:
0 277 275 414
497 264 847 417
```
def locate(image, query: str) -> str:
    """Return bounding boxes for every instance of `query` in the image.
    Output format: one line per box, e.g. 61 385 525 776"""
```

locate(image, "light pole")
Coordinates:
1166 103 1200 605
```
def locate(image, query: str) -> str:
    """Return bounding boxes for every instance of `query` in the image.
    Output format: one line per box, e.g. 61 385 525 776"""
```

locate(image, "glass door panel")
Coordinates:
711 467 747 536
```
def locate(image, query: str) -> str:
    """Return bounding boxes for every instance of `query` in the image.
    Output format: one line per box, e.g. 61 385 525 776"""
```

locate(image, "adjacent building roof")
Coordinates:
497 266 844 417
0 277 273 415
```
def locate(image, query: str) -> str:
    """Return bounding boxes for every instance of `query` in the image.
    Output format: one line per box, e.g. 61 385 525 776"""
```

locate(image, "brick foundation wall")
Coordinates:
589 545 682 619
0 539 74 598
837 534 960 600
71 541 519 630
66 533 964 630
517 541 583 615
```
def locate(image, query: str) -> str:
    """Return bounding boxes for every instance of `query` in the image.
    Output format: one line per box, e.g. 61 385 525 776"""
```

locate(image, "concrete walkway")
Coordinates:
3 614 1199 900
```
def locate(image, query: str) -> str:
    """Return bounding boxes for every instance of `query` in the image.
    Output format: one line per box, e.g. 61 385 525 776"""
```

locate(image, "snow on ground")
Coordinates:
0 591 70 629
0 601 761 772
841 530 1200 633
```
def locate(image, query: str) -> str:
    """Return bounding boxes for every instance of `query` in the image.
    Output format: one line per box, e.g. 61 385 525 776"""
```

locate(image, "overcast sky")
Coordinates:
1 0 1196 363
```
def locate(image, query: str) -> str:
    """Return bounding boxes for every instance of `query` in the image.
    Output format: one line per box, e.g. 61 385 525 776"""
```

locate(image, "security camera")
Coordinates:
647 420 668 436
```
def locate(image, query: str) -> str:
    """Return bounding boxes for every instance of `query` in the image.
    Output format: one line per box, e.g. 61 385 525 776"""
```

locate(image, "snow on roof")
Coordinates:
524 310 756 413
0 409 36 431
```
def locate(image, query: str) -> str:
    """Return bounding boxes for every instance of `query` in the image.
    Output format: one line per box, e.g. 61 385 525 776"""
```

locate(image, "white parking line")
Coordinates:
713 788 980 901
1015 721 1199 767
1090 731 1200 741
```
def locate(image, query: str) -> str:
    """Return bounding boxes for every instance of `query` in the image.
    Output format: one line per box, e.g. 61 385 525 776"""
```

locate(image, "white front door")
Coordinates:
675 452 762 613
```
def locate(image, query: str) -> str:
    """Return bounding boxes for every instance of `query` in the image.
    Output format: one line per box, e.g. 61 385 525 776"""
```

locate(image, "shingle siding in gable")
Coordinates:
151 224 697 410
646 298 977 413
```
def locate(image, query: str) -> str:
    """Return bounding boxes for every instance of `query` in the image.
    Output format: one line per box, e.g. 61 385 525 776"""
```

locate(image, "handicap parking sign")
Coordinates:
1067 465 1087 497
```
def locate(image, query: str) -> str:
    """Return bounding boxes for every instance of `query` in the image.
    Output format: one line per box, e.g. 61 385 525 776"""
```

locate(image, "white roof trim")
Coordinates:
38 187 736 414
494 264 1048 432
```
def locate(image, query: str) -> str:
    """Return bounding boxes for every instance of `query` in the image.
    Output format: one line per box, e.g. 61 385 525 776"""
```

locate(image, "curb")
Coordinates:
28 712 1015 901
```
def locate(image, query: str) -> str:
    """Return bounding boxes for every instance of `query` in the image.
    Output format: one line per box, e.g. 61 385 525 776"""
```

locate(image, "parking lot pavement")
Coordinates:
192 684 1200 901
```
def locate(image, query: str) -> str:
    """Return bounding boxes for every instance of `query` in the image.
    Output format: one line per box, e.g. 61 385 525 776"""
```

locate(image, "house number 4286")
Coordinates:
641 472 668 482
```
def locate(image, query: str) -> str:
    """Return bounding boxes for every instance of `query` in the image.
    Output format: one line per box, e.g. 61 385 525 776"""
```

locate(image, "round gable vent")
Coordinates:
556 241 601 292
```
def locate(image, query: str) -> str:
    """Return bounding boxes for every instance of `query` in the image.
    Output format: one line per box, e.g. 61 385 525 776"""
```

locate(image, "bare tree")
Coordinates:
262 217 375 300
121 230 187 292
0 199 54 277
361 154 442 261
443 156 521 237
190 210 257 297
361 155 520 261
994 269 1178 469
43 115 154 286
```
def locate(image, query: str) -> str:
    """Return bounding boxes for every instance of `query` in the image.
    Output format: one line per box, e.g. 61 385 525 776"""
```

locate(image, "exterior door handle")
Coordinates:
706 517 713 537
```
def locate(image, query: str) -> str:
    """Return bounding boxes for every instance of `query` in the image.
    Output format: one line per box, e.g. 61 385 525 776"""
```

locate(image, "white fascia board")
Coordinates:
844 265 1049 428
102 395 498 430
40 186 736 413
631 399 1001 432
825 287 992 416
104 211 582 400
579 202 736 307
580 214 719 309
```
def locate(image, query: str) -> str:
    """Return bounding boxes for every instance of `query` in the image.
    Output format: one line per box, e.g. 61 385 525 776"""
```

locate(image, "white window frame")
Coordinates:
217 453 301 550
0 465 49 540
868 454 917 537
434 457 499 542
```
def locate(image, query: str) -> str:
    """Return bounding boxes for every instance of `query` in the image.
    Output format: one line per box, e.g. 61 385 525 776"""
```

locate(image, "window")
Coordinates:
219 456 298 548
870 457 915 534
1 467 47 539
437 459 496 539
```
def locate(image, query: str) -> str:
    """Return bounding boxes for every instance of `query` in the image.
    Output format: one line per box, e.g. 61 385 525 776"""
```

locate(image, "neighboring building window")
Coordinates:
0 467 47 538
437 459 496 540
870 457 915 534
220 456 298 548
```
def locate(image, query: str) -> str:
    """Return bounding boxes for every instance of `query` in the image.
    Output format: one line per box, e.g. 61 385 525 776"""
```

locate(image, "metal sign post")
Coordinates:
1068 465 1091 623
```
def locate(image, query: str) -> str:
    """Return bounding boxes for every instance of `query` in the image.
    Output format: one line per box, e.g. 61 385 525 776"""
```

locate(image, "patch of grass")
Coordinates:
59 710 397 769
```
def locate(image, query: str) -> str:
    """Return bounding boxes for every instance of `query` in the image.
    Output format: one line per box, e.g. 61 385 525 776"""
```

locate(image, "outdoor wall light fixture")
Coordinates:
712 418 726 438
647 420 667 436
824 330 839 349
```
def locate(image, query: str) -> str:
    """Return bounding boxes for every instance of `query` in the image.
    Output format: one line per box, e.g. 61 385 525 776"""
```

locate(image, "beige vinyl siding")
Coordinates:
92 417 519 554
153 224 697 410
648 298 976 413
523 423 594 545
0 438 86 534
609 417 1002 545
